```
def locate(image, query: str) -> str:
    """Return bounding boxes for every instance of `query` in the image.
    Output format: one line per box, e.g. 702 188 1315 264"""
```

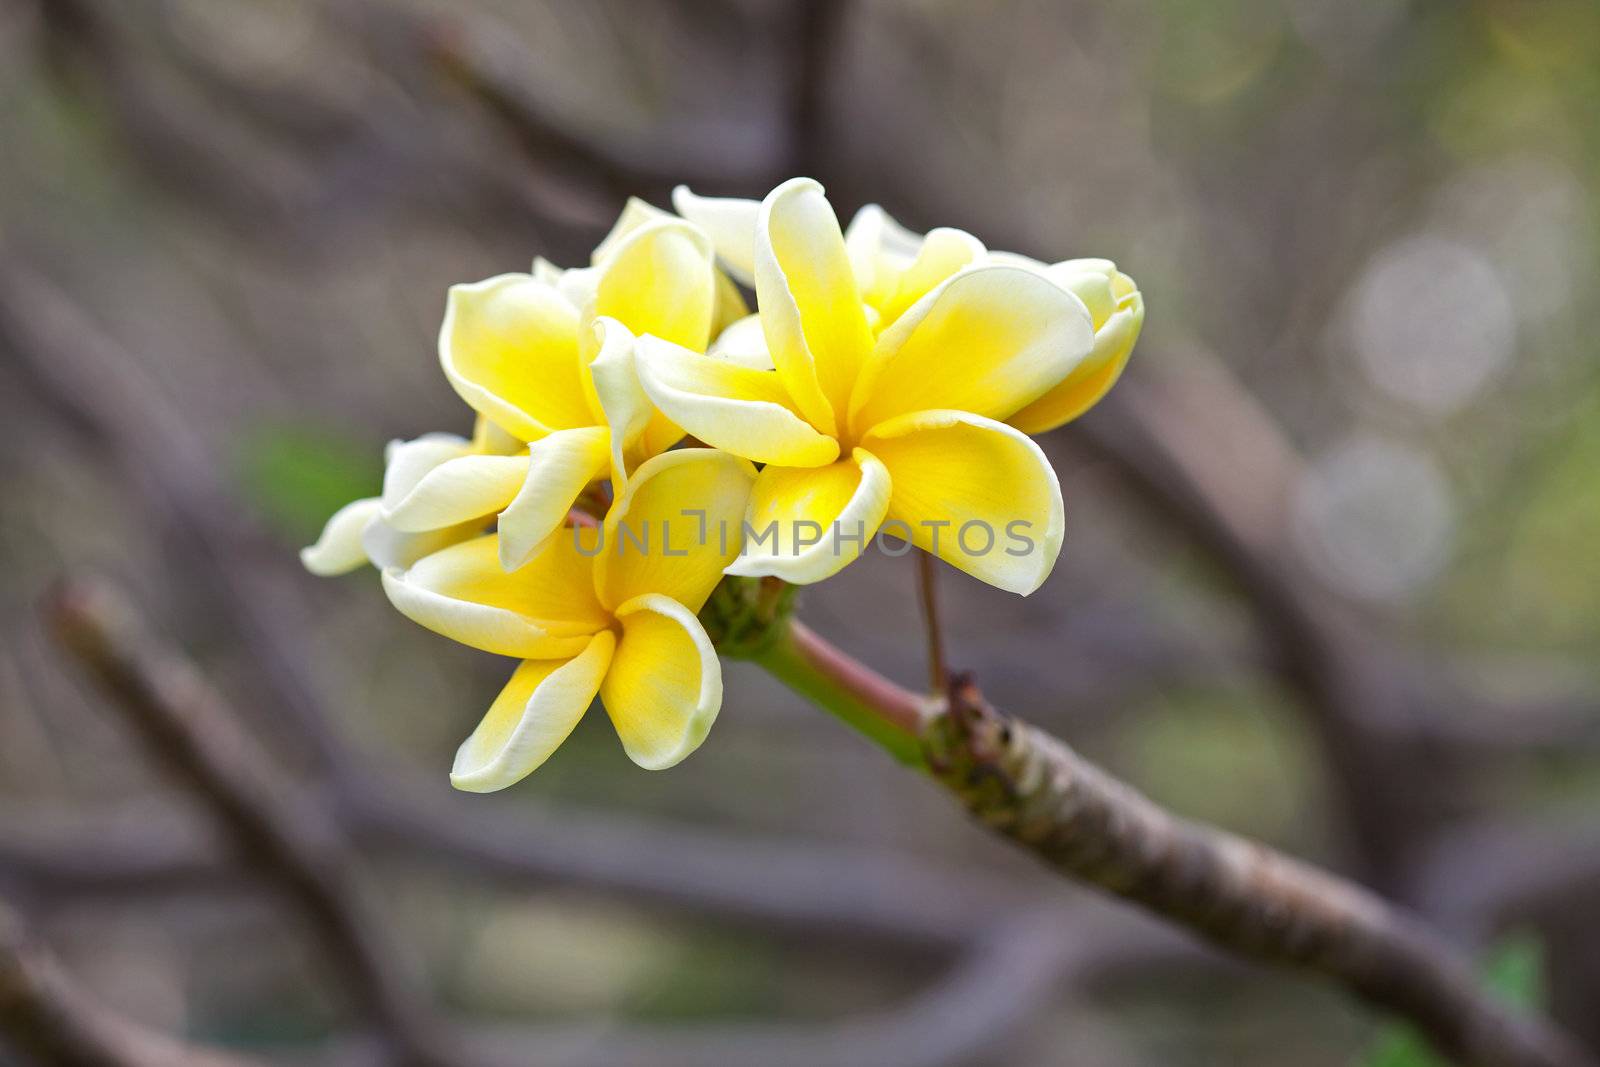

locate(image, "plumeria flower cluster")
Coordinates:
303 178 1143 791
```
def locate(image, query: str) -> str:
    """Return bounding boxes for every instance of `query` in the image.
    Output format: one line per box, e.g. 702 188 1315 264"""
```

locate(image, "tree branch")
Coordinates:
45 579 457 1067
758 619 1597 1067
0 903 262 1067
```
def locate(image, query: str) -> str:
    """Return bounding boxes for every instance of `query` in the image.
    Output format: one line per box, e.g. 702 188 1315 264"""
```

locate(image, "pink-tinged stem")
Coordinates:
755 620 933 767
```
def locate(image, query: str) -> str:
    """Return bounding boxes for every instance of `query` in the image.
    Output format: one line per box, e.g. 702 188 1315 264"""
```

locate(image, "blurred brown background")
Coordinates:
1 1 1598 1064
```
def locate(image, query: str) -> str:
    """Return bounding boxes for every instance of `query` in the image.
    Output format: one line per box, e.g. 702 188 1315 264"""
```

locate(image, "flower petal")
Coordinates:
382 454 528 533
861 410 1064 595
497 426 611 571
634 335 839 467
672 185 759 288
531 256 565 287
711 265 751 335
848 265 1095 430
706 313 774 370
301 497 382 576
600 594 721 770
380 431 524 534
1009 287 1144 434
872 227 987 328
844 203 925 301
382 433 472 502
588 318 653 485
440 274 594 440
362 515 485 572
595 448 756 614
451 634 616 792
755 177 875 434
594 218 717 353
591 196 670 265
725 449 890 585
383 533 608 657
472 415 526 456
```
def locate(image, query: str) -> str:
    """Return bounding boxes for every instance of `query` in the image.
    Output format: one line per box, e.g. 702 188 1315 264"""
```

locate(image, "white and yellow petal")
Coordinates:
706 313 774 370
600 594 721 770
871 227 987 328
382 533 609 658
440 274 594 441
591 196 670 265
301 497 383 576
861 410 1064 595
593 218 717 354
361 515 485 572
848 265 1094 430
1010 285 1143 434
531 255 565 287
594 448 756 614
450 634 616 792
497 426 611 571
382 453 528 533
844 203 925 303
588 318 653 481
382 433 472 500
471 415 526 456
634 335 838 467
672 185 759 288
755 177 875 434
725 449 890 585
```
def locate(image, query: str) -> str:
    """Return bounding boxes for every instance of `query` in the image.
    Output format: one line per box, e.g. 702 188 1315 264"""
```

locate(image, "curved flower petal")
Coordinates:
711 265 751 335
382 454 528 533
1009 288 1144 434
672 185 759 288
362 515 485 572
724 449 890 585
595 448 756 614
707 313 775 370
634 335 838 467
472 415 526 456
594 218 716 353
600 594 721 770
591 196 669 265
382 433 472 501
861 410 1064 595
848 265 1094 430
588 317 653 485
754 177 875 434
531 256 565 287
872 227 987 328
451 634 616 792
497 426 612 570
844 203 925 302
440 274 593 441
301 497 382 576
383 533 608 658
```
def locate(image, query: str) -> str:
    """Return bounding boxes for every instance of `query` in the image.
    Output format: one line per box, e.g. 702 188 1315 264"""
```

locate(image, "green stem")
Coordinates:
752 620 933 768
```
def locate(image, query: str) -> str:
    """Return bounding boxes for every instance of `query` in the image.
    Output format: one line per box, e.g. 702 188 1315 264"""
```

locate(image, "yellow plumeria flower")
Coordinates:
432 214 721 569
637 178 1095 594
379 448 755 789
676 188 1144 437
305 199 747 580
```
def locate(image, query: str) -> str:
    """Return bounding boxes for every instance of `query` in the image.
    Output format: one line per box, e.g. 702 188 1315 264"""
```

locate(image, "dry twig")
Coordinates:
0 903 262 1067
765 621 1597 1067
46 580 456 1067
